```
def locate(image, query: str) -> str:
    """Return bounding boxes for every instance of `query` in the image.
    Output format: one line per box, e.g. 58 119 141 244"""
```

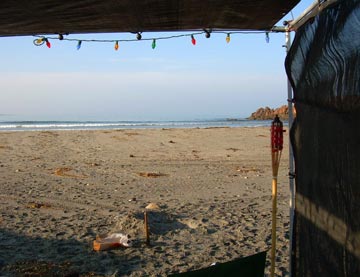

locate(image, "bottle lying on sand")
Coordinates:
93 233 132 251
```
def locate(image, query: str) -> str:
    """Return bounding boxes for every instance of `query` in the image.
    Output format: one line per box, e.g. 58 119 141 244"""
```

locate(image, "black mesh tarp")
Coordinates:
285 0 360 276
169 251 266 277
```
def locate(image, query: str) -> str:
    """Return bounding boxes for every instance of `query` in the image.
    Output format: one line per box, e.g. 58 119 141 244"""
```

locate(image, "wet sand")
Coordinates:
0 127 290 276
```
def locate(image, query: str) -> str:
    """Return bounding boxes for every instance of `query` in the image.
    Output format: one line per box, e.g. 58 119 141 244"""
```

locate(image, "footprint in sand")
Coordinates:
181 218 201 229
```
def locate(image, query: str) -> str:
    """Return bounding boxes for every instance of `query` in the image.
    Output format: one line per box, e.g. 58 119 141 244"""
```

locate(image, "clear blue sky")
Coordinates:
0 0 313 121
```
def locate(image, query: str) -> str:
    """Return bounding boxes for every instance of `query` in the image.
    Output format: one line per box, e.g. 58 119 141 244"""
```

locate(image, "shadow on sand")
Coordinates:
0 227 146 276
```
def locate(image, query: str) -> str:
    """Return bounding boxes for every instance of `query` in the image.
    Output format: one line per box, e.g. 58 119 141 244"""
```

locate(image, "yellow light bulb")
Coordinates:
226 34 230 43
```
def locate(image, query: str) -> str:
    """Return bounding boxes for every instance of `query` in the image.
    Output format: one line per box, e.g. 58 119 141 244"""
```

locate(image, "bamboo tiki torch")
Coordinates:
270 115 284 277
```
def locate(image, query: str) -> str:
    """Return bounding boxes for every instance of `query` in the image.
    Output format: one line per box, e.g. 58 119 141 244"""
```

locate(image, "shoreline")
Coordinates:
0 127 290 276
0 119 275 132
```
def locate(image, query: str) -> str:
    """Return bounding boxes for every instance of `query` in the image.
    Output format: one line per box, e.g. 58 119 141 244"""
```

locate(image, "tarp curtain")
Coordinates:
169 251 266 277
285 0 360 276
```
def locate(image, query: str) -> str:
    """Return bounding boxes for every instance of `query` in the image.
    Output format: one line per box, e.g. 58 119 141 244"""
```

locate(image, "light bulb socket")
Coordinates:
204 29 211 38
136 32 142 40
265 32 270 43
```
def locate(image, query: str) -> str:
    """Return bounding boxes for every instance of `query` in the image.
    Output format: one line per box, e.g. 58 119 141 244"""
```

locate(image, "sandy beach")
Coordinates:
0 127 290 276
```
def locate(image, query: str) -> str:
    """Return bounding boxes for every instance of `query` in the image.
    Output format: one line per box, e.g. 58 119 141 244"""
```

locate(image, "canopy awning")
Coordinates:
0 0 299 37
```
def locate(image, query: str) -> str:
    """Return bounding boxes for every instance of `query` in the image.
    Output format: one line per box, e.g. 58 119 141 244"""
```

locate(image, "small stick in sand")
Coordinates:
144 211 150 246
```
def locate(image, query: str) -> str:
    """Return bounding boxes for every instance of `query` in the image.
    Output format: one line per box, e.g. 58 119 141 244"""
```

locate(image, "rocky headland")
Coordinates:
248 105 295 120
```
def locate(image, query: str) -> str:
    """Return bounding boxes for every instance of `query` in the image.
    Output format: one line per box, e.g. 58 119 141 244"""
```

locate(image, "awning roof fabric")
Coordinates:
0 0 299 37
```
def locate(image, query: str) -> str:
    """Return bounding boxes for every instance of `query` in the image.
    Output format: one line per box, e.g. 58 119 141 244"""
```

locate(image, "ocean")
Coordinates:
0 119 277 132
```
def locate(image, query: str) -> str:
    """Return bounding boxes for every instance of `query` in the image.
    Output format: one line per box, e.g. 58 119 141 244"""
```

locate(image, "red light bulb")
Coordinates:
191 35 196 45
45 39 51 48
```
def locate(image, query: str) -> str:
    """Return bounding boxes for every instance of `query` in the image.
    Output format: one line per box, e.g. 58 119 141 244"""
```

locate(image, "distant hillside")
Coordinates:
248 105 296 120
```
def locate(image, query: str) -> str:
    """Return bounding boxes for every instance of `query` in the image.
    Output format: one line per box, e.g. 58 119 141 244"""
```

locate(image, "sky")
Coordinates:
0 0 313 122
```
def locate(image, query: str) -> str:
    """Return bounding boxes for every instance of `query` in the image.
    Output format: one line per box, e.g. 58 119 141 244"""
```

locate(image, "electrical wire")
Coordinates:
33 30 270 44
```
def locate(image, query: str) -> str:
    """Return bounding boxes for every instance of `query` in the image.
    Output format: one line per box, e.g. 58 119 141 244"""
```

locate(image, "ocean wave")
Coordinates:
0 119 272 131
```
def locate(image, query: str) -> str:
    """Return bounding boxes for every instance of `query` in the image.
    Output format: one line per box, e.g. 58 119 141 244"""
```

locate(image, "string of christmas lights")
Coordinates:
33 30 272 50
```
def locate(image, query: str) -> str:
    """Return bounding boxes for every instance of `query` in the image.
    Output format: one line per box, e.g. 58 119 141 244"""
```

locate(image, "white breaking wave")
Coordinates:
0 119 273 131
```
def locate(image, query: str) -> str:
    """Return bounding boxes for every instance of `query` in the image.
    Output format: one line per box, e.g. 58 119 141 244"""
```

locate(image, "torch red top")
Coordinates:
271 115 283 152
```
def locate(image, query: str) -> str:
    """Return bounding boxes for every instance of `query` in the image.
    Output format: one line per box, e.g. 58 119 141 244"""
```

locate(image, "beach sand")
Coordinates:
0 127 290 276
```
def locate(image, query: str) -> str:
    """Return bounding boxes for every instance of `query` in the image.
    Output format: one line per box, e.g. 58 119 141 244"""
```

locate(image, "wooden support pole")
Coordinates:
270 177 278 277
